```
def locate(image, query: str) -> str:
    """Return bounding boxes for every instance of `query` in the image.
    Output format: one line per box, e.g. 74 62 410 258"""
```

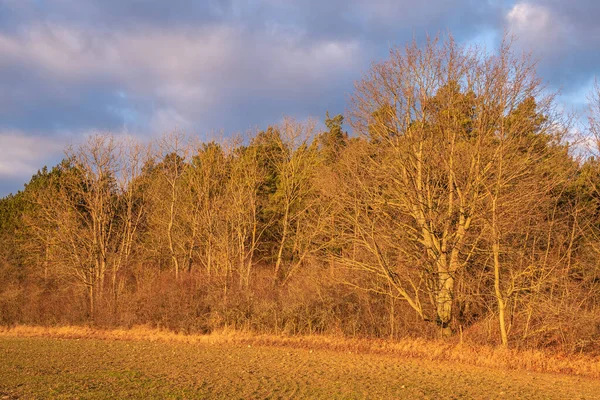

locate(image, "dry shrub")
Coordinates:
2 256 598 355
0 278 87 327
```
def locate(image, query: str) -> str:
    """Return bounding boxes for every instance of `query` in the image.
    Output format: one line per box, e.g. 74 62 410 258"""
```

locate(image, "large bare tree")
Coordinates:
347 35 565 337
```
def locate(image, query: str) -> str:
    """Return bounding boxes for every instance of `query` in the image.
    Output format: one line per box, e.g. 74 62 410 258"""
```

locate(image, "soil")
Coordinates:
1 336 599 399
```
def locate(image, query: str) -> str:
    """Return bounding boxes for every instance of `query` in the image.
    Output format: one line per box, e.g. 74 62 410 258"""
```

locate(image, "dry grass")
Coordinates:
1 324 599 379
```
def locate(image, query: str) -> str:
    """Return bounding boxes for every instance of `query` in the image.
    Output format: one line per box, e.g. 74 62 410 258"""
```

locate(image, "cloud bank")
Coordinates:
1 0 598 195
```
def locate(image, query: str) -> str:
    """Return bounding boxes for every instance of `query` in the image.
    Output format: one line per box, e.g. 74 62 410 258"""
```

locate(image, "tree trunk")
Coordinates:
436 268 454 337
274 202 290 281
167 184 179 280
87 284 95 321
493 239 509 346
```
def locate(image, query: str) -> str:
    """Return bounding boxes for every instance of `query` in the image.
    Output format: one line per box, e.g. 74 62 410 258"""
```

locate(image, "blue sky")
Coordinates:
1 0 600 196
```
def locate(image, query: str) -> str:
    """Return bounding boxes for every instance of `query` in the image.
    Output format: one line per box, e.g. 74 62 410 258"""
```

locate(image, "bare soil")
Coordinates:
0 336 599 399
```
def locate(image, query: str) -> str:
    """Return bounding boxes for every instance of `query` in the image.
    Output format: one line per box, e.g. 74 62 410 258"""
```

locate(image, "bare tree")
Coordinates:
147 132 189 280
269 118 323 283
347 35 566 337
28 135 124 317
226 136 266 288
110 139 150 305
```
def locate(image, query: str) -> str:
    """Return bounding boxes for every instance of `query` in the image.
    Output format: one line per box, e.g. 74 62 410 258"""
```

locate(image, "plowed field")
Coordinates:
1 337 598 399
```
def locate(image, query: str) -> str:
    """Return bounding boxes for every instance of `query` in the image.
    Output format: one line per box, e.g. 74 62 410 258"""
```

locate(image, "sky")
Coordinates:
1 0 600 196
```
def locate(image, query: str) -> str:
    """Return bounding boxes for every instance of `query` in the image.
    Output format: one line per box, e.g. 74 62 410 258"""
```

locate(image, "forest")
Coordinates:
1 36 599 353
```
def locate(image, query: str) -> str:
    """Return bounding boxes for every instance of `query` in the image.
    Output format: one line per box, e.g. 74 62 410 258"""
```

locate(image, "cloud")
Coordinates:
506 1 600 96
10 0 595 197
0 21 363 135
0 131 66 182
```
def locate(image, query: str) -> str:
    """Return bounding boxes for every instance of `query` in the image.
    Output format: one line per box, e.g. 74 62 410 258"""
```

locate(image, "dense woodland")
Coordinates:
1 36 600 352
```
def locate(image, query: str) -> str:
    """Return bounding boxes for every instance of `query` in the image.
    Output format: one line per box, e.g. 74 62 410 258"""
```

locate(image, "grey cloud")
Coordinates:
0 130 66 193
506 0 600 96
2 1 503 42
5 0 584 198
0 74 127 133
0 20 363 133
247 0 505 54
1 0 235 30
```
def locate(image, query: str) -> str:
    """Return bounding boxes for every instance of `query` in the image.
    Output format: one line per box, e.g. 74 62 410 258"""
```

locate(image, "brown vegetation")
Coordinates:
1 325 600 379
1 34 600 356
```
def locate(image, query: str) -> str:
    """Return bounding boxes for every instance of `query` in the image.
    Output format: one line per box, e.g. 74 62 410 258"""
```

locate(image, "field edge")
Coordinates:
1 324 599 379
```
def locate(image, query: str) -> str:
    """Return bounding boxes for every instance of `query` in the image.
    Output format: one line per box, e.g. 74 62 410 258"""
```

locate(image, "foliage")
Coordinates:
0 35 599 353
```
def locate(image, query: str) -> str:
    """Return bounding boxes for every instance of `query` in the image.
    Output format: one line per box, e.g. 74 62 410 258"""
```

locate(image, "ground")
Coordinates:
0 336 599 399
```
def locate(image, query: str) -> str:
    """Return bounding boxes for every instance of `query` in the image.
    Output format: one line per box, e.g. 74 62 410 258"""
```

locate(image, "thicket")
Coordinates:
1 36 599 352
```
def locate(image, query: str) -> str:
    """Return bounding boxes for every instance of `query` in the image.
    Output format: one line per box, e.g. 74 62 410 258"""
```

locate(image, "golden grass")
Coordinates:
1 324 599 379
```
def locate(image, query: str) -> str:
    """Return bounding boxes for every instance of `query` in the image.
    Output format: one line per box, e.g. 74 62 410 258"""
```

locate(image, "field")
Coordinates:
1 331 600 399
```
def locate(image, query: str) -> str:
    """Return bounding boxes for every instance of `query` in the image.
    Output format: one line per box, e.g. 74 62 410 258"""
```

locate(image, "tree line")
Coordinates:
1 36 599 351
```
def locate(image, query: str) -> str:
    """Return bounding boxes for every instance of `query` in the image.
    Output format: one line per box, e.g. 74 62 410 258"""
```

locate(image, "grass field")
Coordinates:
1 334 600 399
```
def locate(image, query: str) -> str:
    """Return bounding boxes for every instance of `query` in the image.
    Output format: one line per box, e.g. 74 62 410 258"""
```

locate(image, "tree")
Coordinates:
186 140 229 277
226 139 266 288
267 118 323 283
319 112 348 164
109 140 149 307
347 35 565 337
25 136 121 318
146 132 189 279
